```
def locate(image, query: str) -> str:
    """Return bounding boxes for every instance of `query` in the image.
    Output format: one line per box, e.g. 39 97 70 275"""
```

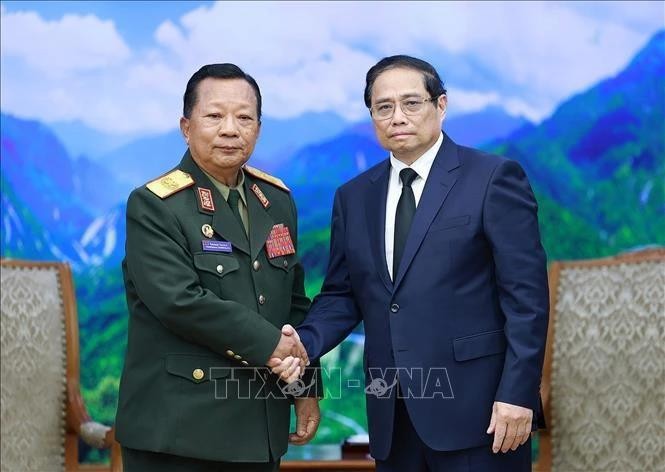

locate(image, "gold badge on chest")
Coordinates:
201 224 214 239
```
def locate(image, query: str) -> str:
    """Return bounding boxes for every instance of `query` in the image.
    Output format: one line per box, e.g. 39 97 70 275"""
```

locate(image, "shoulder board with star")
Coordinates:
243 165 290 192
145 169 195 199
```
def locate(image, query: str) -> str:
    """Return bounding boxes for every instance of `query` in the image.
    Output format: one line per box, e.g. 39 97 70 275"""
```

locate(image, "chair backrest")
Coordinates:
1 261 73 471
543 248 665 471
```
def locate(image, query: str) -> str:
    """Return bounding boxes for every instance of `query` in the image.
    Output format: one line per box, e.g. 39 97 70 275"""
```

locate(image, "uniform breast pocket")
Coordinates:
266 253 298 273
193 253 240 293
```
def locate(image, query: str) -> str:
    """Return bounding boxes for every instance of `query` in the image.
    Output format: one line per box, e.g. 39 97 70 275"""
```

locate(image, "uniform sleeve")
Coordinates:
125 188 281 365
483 160 549 411
284 195 323 398
286 195 312 325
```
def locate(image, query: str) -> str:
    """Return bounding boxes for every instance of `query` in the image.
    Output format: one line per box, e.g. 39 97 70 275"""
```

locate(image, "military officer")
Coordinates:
115 63 321 471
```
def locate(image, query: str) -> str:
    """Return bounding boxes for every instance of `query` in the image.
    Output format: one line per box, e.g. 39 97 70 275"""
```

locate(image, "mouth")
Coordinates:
389 132 414 138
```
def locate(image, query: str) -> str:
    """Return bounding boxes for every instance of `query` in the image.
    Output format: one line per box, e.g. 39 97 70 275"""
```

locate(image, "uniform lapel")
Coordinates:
393 135 460 292
179 151 250 255
244 175 276 262
365 160 393 293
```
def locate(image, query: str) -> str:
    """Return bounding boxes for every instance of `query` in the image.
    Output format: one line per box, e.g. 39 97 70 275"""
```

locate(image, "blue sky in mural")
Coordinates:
2 1 663 135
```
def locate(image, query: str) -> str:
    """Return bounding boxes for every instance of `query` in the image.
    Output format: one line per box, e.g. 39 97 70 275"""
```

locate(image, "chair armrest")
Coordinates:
79 421 112 449
66 383 113 449
541 381 550 426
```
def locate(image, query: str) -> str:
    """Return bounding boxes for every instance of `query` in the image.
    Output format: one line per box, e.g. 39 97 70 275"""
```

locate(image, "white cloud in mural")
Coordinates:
0 5 130 76
0 1 662 134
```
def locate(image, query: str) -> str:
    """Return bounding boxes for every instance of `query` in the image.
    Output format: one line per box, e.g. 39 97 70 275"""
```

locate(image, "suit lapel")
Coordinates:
179 152 250 255
365 160 393 293
244 175 276 262
393 135 461 292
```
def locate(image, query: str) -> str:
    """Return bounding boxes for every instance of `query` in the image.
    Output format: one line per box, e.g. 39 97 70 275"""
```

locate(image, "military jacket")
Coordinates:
115 151 319 462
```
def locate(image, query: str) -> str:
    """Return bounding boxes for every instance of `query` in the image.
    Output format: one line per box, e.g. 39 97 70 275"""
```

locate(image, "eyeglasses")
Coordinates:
370 96 438 120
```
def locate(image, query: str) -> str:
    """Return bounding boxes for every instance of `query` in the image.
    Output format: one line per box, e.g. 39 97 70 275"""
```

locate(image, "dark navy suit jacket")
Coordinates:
298 133 549 460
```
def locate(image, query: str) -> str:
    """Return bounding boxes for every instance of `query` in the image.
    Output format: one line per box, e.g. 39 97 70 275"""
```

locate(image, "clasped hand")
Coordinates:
266 324 309 384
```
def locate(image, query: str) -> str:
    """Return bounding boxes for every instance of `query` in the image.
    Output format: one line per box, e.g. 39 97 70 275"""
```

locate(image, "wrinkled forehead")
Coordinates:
195 78 258 110
371 67 428 103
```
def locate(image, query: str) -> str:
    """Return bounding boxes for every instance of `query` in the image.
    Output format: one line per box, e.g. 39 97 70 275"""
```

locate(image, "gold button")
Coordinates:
282 259 288 268
241 360 249 366
192 368 204 380
226 350 235 357
258 294 266 305
216 264 224 274
234 354 242 360
253 260 261 271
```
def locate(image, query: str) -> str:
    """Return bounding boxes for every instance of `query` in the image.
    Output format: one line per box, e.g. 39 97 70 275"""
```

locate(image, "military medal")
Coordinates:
250 183 270 209
265 224 295 258
201 224 214 238
197 187 215 212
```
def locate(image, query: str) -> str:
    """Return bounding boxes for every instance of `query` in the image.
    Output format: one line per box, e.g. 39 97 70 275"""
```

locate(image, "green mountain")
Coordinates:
485 30 665 259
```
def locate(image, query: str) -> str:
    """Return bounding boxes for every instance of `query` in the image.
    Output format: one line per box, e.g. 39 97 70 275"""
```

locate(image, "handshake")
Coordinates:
266 324 309 384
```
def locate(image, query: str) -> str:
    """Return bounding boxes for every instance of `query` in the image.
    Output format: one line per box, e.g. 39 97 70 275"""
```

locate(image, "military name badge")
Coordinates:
202 240 232 253
250 184 270 209
197 187 215 212
201 224 214 239
265 223 295 258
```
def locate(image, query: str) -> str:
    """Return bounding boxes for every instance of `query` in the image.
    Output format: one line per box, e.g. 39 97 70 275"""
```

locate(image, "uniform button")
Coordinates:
234 354 242 360
390 303 400 313
253 260 261 271
241 360 249 366
258 294 266 305
226 350 235 357
216 264 224 274
282 259 288 268
192 368 204 380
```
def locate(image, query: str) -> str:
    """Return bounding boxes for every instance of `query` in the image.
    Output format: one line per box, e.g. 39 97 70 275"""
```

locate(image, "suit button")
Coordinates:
253 260 261 271
258 294 266 305
234 354 242 360
241 360 249 366
216 264 224 274
226 350 235 357
192 368 204 381
390 303 399 313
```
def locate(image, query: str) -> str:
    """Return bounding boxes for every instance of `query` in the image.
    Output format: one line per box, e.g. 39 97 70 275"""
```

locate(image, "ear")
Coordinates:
179 116 190 145
438 94 448 120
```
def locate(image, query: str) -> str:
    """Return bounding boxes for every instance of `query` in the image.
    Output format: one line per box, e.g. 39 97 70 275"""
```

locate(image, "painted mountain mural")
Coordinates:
1 30 663 461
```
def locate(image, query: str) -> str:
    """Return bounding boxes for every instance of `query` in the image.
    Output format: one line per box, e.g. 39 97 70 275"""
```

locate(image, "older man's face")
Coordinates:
180 77 260 181
370 67 446 165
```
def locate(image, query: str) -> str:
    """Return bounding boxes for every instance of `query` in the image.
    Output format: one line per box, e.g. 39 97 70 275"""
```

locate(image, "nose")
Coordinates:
390 105 408 125
217 115 240 137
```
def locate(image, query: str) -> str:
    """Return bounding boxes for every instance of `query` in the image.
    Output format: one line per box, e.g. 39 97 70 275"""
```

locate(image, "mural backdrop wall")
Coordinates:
1 0 664 462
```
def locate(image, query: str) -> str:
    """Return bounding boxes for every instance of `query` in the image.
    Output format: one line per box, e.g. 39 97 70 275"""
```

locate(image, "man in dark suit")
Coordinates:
271 55 549 471
115 63 320 471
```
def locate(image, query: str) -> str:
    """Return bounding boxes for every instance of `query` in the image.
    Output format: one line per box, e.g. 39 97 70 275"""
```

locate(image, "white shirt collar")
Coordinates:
389 132 443 182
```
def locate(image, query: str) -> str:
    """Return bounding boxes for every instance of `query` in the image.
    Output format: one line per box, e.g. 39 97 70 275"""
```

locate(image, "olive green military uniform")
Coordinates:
115 151 321 468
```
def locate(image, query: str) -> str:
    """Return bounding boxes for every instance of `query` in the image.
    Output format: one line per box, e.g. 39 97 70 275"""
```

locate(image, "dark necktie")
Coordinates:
393 168 418 279
227 189 247 237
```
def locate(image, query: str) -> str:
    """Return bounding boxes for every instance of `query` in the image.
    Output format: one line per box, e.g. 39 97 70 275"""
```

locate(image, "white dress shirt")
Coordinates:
385 132 443 280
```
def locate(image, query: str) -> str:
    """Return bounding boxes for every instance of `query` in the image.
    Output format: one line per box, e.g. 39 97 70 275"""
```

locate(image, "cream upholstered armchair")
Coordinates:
1 260 121 472
534 248 665 471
